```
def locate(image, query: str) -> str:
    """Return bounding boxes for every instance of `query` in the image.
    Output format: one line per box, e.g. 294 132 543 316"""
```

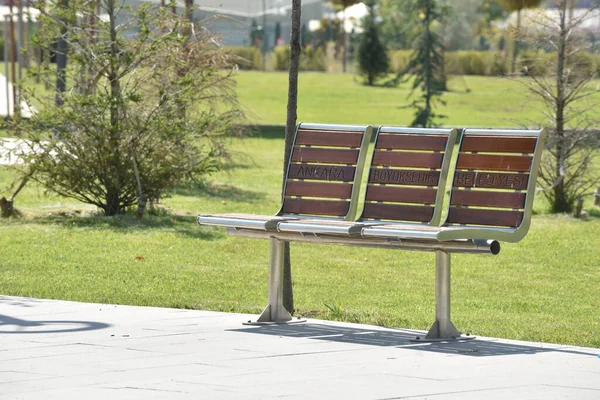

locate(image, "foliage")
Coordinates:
497 0 544 73
331 0 363 73
225 46 263 70
496 0 544 12
403 0 447 127
520 1 600 213
357 0 389 86
14 0 247 216
379 0 417 50
273 45 327 72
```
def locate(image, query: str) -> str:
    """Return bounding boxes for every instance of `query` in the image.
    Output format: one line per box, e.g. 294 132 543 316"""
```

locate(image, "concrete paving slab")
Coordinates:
1 295 599 399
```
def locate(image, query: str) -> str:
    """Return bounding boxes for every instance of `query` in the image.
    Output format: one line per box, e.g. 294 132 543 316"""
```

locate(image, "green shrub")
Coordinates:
225 46 262 70
570 51 597 79
444 51 493 76
273 46 289 71
303 45 327 72
388 50 412 74
519 50 549 76
273 45 327 72
492 52 509 76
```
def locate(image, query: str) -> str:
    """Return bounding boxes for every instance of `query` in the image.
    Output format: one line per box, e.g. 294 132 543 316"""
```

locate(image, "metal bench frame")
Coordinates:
198 124 547 342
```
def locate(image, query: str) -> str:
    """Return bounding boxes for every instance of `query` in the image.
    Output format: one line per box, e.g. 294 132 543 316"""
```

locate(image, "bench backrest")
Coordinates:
359 126 457 225
443 128 546 241
278 123 373 220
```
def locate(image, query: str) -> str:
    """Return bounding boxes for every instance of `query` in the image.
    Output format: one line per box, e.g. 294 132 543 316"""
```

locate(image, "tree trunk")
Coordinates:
0 197 14 217
105 189 120 216
424 0 432 126
281 0 302 314
553 0 570 213
510 8 521 74
184 0 194 37
262 0 268 71
55 0 68 110
342 8 347 73
106 0 122 216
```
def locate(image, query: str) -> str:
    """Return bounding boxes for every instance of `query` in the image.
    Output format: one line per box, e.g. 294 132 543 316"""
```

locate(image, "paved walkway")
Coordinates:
1 296 599 399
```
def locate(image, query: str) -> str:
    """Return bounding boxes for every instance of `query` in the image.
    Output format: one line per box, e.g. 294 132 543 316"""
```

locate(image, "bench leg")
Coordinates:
244 238 303 325
415 250 474 342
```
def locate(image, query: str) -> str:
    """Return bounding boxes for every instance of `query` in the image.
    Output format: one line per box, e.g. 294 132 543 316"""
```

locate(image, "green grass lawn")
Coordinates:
235 71 600 127
1 72 599 348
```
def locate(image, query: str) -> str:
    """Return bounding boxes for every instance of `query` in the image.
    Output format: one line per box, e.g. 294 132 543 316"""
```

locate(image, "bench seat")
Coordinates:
198 213 299 231
276 219 381 236
361 224 521 243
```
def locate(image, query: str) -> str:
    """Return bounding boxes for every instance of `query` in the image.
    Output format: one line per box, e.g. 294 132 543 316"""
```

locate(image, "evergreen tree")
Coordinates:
358 0 389 86
405 0 446 127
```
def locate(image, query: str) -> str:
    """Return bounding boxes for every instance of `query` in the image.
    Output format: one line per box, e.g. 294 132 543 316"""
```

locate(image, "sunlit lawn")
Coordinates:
1 72 599 348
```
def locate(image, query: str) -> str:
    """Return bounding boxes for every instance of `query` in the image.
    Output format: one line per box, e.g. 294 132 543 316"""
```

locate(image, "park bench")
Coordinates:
198 123 546 341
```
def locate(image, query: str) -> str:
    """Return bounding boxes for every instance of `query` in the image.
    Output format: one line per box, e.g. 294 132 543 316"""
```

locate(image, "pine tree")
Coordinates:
358 0 389 86
405 0 446 127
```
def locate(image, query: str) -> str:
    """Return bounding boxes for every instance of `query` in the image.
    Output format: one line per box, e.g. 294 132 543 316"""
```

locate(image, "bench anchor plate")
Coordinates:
243 238 306 326
412 250 475 342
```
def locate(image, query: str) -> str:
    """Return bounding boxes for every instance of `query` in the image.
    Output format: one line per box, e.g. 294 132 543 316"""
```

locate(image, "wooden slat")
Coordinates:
285 181 352 199
292 147 359 165
450 190 526 209
296 129 363 147
372 151 443 168
366 185 437 204
362 203 434 222
453 171 529 190
288 164 355 182
376 133 447 151
282 198 350 216
457 154 532 172
461 136 537 153
447 207 524 227
369 168 440 186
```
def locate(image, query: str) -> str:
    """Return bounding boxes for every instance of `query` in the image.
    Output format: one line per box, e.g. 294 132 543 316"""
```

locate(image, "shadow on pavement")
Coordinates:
231 323 597 358
0 314 110 335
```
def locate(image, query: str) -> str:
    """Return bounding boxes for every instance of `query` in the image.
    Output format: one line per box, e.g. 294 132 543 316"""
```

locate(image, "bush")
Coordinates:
388 50 412 74
273 46 290 71
492 53 509 76
225 46 262 70
519 50 550 76
273 45 327 72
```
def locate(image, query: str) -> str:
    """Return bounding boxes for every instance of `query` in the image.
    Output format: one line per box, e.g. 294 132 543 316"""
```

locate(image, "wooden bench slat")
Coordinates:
282 198 350 216
376 133 448 151
296 129 364 147
288 164 355 182
366 185 437 204
447 207 524 227
362 203 434 222
461 136 537 153
457 154 532 172
450 190 526 209
372 151 444 168
285 181 352 199
453 171 529 190
369 168 440 186
292 147 359 165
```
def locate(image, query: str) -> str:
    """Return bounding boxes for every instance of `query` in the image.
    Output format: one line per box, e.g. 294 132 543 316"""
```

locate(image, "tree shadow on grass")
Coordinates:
172 181 266 204
30 213 225 241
